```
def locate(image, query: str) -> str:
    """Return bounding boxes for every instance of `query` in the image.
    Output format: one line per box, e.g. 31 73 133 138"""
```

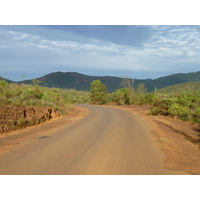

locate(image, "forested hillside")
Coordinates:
2 71 200 92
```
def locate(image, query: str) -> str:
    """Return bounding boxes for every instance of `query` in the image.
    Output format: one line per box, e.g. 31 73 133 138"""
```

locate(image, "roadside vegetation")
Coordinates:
148 82 200 124
90 79 200 125
1 77 200 125
0 79 90 114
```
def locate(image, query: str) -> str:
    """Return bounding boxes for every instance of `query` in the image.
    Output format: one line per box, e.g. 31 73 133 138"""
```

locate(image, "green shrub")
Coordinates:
90 80 108 105
168 103 189 120
0 82 90 114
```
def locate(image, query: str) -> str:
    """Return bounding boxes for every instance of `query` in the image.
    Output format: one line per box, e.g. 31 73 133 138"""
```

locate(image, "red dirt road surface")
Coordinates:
0 104 199 175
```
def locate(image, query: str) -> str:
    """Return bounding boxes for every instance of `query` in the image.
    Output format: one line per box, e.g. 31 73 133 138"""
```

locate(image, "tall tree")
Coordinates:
90 80 107 104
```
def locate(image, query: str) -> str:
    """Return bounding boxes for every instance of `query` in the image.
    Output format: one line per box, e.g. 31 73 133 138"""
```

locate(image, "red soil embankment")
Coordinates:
0 106 60 133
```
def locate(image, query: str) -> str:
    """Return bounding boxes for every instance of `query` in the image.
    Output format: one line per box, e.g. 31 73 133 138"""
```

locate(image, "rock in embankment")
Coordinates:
0 106 60 133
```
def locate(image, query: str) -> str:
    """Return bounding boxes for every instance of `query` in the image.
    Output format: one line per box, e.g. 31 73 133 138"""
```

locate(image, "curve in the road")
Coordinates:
0 105 188 175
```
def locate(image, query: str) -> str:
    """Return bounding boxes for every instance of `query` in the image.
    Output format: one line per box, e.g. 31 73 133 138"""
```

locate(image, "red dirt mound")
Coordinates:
0 106 60 133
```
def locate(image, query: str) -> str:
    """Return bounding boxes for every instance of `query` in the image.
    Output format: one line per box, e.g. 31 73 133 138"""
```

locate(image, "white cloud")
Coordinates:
141 26 200 61
1 25 200 81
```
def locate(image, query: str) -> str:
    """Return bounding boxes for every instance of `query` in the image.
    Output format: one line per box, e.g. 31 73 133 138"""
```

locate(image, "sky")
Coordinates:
0 25 200 81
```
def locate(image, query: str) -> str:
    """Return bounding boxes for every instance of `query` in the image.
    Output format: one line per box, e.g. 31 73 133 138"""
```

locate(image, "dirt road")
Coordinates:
0 105 190 175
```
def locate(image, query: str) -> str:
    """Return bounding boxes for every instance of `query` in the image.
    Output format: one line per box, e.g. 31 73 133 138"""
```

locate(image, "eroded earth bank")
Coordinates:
0 105 60 133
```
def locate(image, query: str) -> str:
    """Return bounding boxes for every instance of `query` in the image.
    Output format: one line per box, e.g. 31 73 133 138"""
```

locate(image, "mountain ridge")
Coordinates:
1 71 200 92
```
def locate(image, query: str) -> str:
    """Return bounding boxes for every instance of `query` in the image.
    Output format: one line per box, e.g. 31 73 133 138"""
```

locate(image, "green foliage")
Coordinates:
32 79 43 86
133 83 148 104
113 89 127 105
109 82 148 105
107 77 135 105
168 103 189 120
156 82 200 96
90 80 108 104
0 82 90 114
3 79 199 125
0 80 8 87
112 88 133 105
105 80 200 125
147 82 200 124
142 93 155 105
0 80 9 94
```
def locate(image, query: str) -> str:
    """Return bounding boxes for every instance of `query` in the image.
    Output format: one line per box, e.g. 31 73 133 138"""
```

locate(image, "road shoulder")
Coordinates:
105 105 200 175
0 105 89 154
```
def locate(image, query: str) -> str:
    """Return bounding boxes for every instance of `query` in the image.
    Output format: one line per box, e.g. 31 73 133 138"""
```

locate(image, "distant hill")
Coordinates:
144 71 200 91
2 71 200 92
155 81 200 94
21 72 123 92
0 76 15 84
